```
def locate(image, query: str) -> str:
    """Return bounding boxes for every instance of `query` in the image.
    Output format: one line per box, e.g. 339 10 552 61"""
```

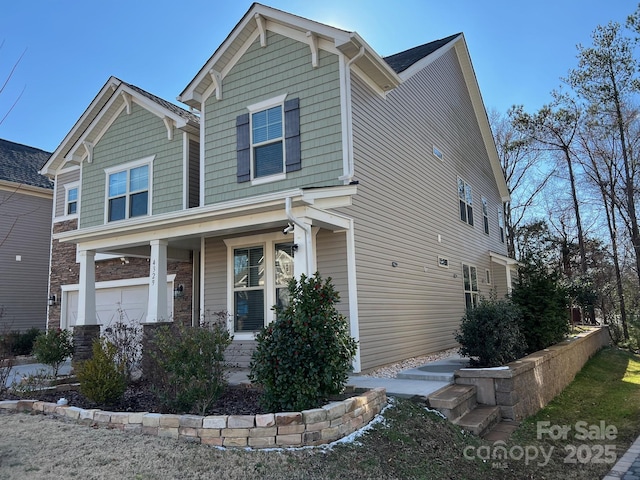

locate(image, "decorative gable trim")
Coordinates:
178 3 400 108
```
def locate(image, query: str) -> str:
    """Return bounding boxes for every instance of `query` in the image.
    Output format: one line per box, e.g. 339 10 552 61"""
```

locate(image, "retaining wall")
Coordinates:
0 387 386 448
455 327 610 421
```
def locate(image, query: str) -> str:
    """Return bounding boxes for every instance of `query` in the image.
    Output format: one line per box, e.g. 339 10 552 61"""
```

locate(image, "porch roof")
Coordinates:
54 184 357 253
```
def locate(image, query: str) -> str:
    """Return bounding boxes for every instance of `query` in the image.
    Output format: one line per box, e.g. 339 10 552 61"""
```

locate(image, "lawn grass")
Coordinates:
1 346 638 479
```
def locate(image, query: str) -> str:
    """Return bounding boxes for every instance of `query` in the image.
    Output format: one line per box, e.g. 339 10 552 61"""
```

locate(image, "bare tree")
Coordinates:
490 109 552 258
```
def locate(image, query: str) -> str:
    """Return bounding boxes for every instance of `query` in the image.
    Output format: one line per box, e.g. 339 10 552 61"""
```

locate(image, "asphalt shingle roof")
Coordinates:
384 33 461 74
0 138 53 189
123 81 200 125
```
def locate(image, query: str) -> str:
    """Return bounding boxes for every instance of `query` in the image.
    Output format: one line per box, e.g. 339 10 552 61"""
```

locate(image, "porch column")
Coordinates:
506 266 514 295
76 249 96 326
74 249 99 367
293 220 315 278
147 239 168 323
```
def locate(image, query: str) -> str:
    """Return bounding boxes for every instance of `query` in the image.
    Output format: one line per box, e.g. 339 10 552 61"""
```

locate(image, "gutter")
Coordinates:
339 46 365 184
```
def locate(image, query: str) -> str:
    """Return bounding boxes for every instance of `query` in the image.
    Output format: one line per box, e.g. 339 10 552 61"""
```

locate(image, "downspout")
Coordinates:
339 46 365 184
285 197 312 274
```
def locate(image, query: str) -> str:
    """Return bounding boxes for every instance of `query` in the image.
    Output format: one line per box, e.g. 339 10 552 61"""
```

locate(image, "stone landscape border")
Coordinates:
454 327 610 420
0 387 386 448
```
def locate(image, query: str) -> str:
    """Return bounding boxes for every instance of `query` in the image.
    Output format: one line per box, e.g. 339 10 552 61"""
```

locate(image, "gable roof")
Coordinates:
384 34 461 73
41 77 199 176
179 3 402 107
0 138 53 189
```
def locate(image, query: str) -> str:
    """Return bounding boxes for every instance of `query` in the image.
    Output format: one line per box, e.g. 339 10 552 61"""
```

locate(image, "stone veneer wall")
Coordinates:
454 327 610 421
0 387 386 448
49 219 194 329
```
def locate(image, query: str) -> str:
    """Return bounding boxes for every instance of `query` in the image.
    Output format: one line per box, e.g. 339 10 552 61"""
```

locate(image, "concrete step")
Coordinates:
427 384 477 421
482 420 520 442
454 405 501 437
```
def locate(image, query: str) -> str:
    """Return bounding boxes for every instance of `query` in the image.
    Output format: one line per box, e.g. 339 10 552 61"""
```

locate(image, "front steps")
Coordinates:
427 383 502 438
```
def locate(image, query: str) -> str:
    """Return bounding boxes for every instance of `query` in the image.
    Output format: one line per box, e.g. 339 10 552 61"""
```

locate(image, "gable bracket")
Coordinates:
209 69 223 100
83 141 94 164
120 91 132 114
163 117 175 141
255 13 267 47
306 31 319 68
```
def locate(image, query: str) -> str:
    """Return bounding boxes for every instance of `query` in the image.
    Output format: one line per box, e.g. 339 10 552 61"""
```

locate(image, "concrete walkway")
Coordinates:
4 359 72 388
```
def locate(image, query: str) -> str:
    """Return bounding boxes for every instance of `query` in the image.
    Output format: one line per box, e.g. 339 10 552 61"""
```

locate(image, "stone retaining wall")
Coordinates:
455 327 610 421
0 387 386 448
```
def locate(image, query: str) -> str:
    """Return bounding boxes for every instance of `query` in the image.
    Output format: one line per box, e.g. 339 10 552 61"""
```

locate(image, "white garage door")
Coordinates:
63 279 174 330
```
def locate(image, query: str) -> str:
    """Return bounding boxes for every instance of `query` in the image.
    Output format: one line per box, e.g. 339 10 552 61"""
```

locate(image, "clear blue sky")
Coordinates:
0 1 635 153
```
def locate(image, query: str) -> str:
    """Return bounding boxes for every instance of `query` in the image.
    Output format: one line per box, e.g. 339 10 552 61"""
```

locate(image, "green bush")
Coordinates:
146 321 232 415
76 339 126 405
2 328 41 356
249 273 358 412
33 328 73 377
455 298 526 367
511 261 570 352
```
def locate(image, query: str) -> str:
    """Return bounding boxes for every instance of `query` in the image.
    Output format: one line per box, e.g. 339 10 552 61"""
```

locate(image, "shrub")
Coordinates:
76 339 126 405
249 273 358 412
103 318 142 382
33 328 73 377
0 326 14 396
146 320 232 415
455 298 526 367
511 261 570 352
5 328 41 356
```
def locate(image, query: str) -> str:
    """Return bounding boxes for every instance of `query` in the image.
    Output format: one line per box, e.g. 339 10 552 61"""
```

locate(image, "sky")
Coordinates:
0 1 636 154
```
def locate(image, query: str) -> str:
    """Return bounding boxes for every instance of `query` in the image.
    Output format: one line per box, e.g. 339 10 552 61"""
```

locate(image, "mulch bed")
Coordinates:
2 380 269 416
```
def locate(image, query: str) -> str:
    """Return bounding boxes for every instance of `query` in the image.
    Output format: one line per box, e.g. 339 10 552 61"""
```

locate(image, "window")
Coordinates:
105 160 151 222
65 184 78 216
227 234 295 337
252 105 283 178
498 208 505 243
458 178 473 226
236 95 300 184
233 246 265 332
482 197 489 235
485 269 491 285
433 145 443 160
462 264 479 309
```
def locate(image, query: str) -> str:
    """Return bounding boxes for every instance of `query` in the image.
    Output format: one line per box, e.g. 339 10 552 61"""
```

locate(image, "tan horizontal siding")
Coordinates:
346 47 508 370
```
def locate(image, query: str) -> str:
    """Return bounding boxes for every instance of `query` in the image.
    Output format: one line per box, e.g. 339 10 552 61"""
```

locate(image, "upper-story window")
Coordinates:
105 157 152 222
498 208 505 243
252 105 283 178
236 95 301 185
458 177 474 226
65 184 79 216
482 197 489 235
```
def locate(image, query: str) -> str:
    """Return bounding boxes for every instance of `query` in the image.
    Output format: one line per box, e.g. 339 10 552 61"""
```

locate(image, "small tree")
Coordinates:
511 260 570 352
455 298 526 367
32 328 73 377
249 273 358 412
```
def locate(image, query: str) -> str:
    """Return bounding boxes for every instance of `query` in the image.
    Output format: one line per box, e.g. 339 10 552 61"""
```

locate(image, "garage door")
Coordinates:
63 279 174 330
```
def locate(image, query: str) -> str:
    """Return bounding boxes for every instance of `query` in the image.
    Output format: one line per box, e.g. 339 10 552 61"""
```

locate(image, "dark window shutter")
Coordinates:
284 98 301 173
236 113 250 183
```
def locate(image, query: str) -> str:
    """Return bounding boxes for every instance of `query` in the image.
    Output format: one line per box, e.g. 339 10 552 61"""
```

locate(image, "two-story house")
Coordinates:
40 4 516 372
0 138 53 332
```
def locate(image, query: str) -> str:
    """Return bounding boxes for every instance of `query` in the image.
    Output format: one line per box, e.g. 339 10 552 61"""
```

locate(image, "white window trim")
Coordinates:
64 182 80 219
485 268 491 285
498 208 505 243
481 196 489 235
432 145 443 160
247 93 288 186
104 155 154 223
224 231 291 340
457 177 474 226
462 263 479 309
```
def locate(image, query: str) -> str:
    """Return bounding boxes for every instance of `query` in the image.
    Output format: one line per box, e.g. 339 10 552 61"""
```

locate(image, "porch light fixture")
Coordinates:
173 284 184 298
283 223 294 234
48 295 57 306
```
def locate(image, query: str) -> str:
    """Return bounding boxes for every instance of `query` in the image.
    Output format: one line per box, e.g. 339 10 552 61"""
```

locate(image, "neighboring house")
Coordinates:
0 138 53 332
40 4 517 372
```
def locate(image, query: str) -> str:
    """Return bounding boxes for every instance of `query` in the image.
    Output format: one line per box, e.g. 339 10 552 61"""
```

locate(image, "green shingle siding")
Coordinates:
80 104 184 228
204 32 343 205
